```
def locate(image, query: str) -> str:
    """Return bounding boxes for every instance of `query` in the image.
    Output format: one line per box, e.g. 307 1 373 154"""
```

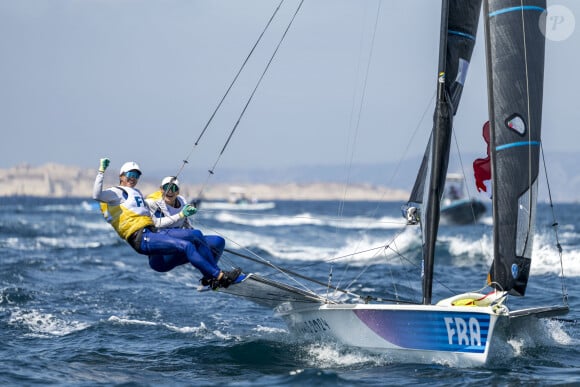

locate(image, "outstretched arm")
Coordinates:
146 200 197 228
92 158 120 204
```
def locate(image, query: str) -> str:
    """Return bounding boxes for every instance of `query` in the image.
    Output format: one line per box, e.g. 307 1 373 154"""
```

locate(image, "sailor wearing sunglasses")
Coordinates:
145 176 226 276
92 158 240 289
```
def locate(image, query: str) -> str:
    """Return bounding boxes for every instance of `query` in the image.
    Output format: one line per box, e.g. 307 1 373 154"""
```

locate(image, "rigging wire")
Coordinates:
185 0 433 302
192 215 328 295
518 0 537 258
450 130 489 260
540 144 569 306
451 133 486 224
328 92 436 296
326 0 433 300
147 2 571 311
331 0 383 302
517 3 567 306
337 0 382 218
223 247 420 305
194 0 305 200
172 0 285 180
193 211 417 304
224 248 354 300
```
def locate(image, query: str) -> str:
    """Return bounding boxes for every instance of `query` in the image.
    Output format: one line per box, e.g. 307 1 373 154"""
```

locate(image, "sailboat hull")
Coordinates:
277 302 501 366
221 274 568 365
220 274 505 366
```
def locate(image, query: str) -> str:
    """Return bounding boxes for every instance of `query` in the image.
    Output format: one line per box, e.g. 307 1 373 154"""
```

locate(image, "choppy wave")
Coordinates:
1 198 579 385
7 307 90 337
212 211 406 230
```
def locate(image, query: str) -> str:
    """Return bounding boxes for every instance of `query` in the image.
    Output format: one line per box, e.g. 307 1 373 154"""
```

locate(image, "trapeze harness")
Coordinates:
145 191 191 229
99 185 155 253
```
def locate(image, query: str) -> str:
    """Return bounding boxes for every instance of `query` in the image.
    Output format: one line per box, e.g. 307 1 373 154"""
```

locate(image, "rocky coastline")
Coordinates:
0 163 409 202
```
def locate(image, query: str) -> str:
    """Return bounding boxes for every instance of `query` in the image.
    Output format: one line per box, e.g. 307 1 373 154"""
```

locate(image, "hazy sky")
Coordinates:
1 0 578 180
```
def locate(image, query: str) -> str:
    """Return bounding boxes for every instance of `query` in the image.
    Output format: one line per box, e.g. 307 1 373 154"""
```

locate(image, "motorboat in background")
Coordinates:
197 186 276 211
440 173 486 224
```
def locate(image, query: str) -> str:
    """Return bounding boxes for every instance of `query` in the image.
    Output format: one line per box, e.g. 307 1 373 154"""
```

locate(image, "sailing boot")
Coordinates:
200 277 211 286
211 268 243 290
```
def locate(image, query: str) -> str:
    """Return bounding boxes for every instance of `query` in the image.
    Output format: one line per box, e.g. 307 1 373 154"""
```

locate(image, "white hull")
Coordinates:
277 302 502 366
220 274 516 366
220 274 568 366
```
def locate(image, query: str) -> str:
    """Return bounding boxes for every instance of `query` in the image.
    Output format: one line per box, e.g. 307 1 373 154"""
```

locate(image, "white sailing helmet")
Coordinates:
161 176 180 188
119 161 142 175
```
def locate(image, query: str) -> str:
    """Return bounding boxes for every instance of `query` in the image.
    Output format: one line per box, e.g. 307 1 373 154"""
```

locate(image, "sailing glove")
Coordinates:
180 204 197 217
99 158 110 173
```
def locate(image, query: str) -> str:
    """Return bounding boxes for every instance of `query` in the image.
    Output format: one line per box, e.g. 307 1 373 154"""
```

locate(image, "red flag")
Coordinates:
473 121 491 192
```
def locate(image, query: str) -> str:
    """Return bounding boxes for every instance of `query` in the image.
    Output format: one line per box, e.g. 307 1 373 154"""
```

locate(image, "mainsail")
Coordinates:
207 0 569 366
484 0 546 296
407 0 483 304
407 0 483 206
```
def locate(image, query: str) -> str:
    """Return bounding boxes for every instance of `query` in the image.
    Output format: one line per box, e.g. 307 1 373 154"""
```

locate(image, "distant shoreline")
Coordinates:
0 163 409 202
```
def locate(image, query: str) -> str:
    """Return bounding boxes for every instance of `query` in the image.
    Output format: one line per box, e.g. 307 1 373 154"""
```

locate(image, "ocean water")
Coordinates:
1 197 578 386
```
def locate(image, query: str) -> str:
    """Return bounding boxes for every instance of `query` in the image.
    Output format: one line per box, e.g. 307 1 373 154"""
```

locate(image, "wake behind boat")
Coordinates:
207 0 569 367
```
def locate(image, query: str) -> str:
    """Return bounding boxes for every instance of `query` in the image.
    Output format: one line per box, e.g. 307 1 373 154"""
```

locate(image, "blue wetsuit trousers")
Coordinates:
147 231 225 273
139 228 223 278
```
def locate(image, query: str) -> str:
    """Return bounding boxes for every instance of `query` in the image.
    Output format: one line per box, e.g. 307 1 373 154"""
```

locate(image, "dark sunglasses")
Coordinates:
125 171 141 179
162 183 179 192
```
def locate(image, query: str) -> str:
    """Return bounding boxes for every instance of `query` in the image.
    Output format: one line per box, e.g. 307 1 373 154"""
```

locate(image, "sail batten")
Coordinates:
489 5 545 17
448 30 476 40
496 141 540 151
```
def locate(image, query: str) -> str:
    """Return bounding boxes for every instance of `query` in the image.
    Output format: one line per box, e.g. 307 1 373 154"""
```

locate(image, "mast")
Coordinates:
422 0 450 305
422 0 483 305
